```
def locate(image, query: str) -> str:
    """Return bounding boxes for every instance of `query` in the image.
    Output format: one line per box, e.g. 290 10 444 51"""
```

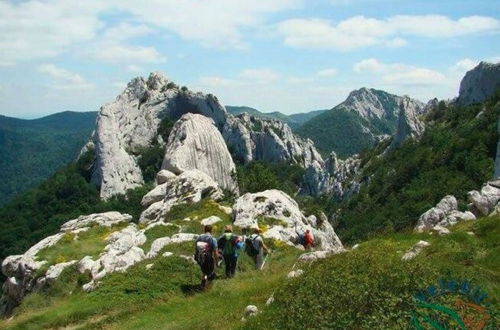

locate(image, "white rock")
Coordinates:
402 241 430 261
266 294 275 306
415 196 458 232
352 244 360 250
298 250 333 262
468 183 500 216
170 233 198 244
139 170 224 224
141 183 168 208
162 113 239 194
200 216 222 226
146 237 172 259
244 305 259 318
287 269 304 278
146 264 154 270
233 190 343 252
156 169 176 185
179 255 197 264
44 261 77 283
457 62 500 106
390 96 426 148
218 205 232 215
431 225 450 236
60 212 132 232
162 252 174 257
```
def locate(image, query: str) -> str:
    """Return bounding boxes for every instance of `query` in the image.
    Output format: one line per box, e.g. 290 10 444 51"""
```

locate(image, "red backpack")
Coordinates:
304 231 314 246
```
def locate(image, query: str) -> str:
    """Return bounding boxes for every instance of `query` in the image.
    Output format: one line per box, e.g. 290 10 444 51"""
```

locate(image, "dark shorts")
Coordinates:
200 254 215 277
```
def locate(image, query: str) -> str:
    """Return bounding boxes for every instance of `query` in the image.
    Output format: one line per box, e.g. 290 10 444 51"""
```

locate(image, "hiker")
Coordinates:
245 228 269 270
295 225 314 250
194 225 218 288
303 229 314 250
218 225 244 278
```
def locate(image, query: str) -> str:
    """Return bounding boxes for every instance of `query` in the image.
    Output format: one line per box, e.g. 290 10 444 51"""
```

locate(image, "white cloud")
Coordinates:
103 23 153 41
317 68 337 77
126 65 144 73
84 43 166 63
353 59 446 86
240 68 280 84
38 64 94 90
449 58 479 74
277 15 500 51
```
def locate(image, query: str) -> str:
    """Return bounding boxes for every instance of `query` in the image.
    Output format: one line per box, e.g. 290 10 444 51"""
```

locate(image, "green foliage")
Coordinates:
158 116 175 142
337 94 499 244
236 161 305 196
0 111 97 204
245 217 500 329
136 143 164 183
142 224 180 252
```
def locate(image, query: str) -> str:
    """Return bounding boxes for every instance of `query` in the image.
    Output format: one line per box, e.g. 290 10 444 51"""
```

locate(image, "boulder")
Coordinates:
287 269 304 278
139 170 224 224
162 113 239 194
200 216 222 226
61 212 132 232
141 183 168 208
43 261 78 284
468 183 500 216
244 305 259 318
431 225 450 236
401 241 430 261
415 195 473 232
156 169 176 185
232 190 343 252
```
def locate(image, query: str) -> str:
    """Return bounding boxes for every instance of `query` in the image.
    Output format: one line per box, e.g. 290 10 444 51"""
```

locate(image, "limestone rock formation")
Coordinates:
457 61 500 106
162 113 238 193
232 189 344 252
390 96 426 148
139 170 224 224
415 195 475 232
467 181 500 217
301 152 361 198
0 212 133 315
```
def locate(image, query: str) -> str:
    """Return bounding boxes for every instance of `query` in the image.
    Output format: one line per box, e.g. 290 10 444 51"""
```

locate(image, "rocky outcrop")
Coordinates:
390 96 426 148
0 212 132 315
223 113 323 168
162 113 238 193
139 170 224 224
457 61 500 106
415 195 476 232
232 189 344 252
87 72 329 200
467 181 500 217
301 152 361 198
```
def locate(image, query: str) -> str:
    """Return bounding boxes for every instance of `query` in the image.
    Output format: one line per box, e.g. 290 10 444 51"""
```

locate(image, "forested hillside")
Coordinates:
336 93 499 243
0 111 97 204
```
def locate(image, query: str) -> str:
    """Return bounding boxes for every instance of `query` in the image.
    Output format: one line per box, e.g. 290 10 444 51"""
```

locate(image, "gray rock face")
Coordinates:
0 212 133 315
163 113 238 193
223 113 323 168
232 189 344 252
390 96 426 148
301 152 361 198
457 61 500 106
139 170 224 224
415 195 476 232
467 182 500 216
495 119 500 179
86 72 330 200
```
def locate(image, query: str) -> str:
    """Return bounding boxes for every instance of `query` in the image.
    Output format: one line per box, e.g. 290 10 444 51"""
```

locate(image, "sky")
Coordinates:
0 0 499 118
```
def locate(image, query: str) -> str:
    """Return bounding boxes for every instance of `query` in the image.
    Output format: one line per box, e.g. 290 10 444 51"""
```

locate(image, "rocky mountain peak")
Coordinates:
458 61 500 105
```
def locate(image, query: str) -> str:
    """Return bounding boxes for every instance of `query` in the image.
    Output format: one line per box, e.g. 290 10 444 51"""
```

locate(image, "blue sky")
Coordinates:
0 0 499 118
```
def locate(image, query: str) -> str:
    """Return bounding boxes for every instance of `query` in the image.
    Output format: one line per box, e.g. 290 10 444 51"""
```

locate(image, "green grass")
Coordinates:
36 222 127 269
142 224 180 253
245 217 500 329
165 198 233 236
2 217 498 329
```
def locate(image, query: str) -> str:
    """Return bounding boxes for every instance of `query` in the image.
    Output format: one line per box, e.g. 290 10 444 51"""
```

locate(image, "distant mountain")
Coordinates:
288 109 328 125
0 111 97 204
296 88 424 157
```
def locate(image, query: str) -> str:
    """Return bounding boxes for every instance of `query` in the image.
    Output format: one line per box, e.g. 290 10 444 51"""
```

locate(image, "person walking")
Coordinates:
194 225 218 289
218 225 243 278
246 228 270 270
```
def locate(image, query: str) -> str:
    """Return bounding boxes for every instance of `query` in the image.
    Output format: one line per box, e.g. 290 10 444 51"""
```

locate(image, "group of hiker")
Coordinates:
193 224 314 288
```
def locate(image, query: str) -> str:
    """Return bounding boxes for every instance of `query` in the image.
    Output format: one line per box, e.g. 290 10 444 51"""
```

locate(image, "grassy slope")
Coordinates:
2 215 498 329
246 216 500 329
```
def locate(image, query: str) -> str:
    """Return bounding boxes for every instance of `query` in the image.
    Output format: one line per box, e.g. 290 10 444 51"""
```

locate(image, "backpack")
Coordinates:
245 235 260 257
221 233 244 257
195 234 214 265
